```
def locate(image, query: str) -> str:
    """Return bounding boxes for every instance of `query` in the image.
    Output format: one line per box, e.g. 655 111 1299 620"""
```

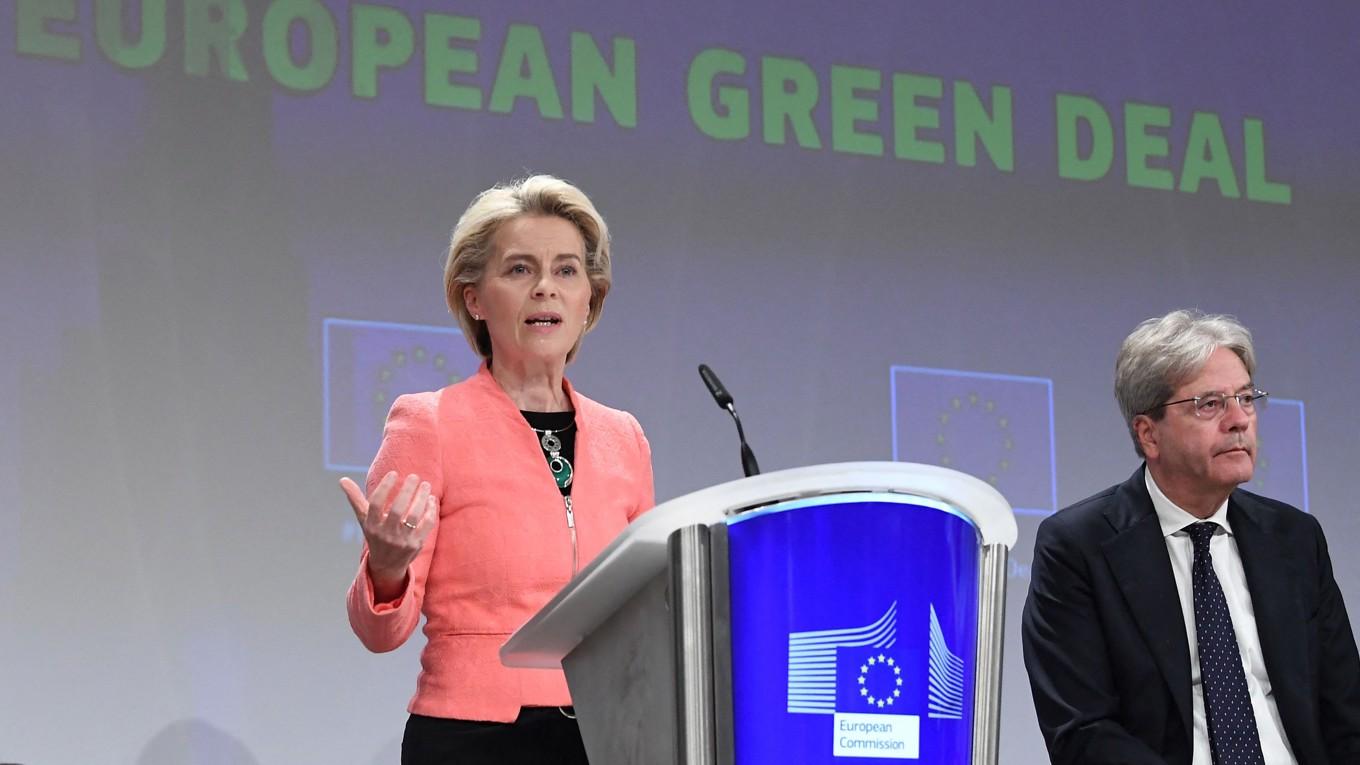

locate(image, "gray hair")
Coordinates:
1115 309 1256 457
443 174 612 363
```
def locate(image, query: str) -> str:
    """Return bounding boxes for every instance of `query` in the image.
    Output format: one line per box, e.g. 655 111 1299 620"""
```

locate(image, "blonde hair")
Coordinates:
443 175 612 363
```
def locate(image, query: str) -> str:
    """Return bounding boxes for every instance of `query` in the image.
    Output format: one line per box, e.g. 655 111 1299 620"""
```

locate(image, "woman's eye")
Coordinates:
560 265 578 276
510 264 529 274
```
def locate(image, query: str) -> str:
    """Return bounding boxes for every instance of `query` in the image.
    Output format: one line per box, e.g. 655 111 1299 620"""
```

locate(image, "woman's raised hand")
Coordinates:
340 472 437 597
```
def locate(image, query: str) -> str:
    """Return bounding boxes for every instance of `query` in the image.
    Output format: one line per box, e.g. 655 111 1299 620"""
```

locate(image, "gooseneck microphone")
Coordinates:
697 364 761 477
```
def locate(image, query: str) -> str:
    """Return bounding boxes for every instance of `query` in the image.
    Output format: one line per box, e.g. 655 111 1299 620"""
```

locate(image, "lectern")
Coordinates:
502 462 1016 764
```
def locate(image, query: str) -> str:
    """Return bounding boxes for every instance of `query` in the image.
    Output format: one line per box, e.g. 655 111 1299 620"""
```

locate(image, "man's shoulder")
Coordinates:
1038 481 1126 537
1061 482 1123 516
1230 485 1320 534
1232 485 1304 514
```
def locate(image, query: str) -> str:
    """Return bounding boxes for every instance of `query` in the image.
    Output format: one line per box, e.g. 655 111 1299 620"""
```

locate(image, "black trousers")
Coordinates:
402 707 590 765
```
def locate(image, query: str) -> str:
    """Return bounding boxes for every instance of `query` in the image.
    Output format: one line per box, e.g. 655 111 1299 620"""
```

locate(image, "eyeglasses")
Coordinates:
1144 389 1269 419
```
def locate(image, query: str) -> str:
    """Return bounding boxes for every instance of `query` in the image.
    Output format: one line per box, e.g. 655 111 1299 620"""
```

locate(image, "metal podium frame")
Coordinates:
502 462 1017 764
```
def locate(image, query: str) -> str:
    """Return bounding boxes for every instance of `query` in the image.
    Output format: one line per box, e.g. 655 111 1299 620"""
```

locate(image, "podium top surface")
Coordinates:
501 461 1015 668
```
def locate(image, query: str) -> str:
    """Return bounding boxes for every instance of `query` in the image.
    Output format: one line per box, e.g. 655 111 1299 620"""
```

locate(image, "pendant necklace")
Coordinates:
531 420 575 489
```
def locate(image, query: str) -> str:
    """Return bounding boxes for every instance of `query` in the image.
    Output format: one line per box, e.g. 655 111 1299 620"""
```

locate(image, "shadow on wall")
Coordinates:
137 719 259 765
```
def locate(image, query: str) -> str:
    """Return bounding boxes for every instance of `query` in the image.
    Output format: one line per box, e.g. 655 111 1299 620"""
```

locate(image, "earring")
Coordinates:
472 313 481 321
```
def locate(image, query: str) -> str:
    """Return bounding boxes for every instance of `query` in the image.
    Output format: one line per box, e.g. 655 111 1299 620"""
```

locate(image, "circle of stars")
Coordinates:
857 653 904 709
935 392 1012 486
373 345 463 425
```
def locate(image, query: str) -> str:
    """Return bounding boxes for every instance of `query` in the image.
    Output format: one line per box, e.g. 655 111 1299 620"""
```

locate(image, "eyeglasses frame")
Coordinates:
1141 388 1270 420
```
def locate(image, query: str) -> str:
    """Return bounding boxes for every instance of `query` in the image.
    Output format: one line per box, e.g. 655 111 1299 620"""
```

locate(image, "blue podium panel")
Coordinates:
727 493 980 763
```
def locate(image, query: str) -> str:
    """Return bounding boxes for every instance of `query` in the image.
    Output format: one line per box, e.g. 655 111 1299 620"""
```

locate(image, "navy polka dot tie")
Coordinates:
1188 522 1264 765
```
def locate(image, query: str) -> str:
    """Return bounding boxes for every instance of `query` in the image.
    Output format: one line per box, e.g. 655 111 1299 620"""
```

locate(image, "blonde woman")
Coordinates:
341 175 654 763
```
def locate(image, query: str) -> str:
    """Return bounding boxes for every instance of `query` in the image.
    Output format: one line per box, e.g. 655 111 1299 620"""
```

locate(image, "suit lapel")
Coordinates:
1100 468 1194 742
1230 495 1311 748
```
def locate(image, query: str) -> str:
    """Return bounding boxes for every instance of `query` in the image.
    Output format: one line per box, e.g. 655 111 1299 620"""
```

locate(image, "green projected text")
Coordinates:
12 0 1293 204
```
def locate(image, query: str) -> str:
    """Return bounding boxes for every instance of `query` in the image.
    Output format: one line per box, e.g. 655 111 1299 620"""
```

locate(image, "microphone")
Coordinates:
697 364 760 477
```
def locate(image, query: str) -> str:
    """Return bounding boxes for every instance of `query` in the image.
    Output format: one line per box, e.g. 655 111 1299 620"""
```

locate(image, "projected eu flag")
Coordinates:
322 318 481 472
1249 397 1309 513
891 366 1056 516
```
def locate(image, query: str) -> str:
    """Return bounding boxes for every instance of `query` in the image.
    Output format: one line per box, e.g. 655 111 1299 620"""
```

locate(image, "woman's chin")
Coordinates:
498 339 574 367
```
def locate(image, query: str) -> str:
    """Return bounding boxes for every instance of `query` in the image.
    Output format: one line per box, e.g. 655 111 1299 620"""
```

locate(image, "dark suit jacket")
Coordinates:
1021 466 1360 764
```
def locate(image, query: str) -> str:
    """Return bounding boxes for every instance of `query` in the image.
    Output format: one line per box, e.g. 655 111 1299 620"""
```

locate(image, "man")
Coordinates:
1022 310 1360 764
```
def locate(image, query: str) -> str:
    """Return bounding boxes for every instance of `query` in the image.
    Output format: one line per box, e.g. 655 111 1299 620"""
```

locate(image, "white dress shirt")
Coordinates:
1145 469 1296 765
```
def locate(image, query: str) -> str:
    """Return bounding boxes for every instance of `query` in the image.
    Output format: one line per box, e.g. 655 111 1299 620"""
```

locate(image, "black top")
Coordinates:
520 410 575 497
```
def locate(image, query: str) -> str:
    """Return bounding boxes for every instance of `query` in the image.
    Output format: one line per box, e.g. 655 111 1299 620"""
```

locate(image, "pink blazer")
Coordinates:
346 364 655 722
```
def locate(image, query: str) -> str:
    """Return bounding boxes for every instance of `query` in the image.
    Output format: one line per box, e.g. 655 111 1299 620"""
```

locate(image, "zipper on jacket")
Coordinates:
564 495 579 576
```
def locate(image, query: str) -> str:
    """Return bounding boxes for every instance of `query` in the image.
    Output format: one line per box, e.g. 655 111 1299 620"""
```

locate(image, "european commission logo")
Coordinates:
786 602 966 758
891 366 1056 516
322 318 481 472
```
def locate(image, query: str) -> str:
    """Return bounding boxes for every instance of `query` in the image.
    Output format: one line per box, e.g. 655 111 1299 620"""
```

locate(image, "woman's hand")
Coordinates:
340 471 437 601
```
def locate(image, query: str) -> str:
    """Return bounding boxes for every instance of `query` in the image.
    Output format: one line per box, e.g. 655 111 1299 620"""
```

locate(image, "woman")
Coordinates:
340 175 655 764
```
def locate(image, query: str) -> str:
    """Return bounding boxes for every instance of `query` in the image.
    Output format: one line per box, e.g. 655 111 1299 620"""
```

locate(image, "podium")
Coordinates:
502 462 1016 764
